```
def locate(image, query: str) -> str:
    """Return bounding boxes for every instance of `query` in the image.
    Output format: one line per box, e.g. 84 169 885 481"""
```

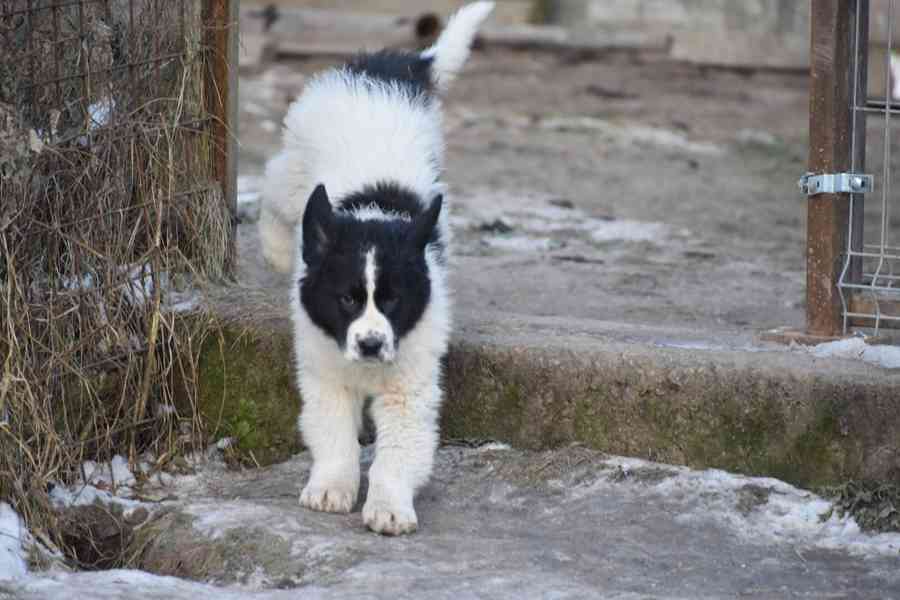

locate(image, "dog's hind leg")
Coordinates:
258 205 297 274
299 376 363 514
363 375 442 535
259 150 310 274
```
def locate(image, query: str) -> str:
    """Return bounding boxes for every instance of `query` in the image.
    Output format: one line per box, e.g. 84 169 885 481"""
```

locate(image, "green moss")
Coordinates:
573 394 608 448
189 326 301 466
777 400 850 488
528 0 555 24
441 351 508 442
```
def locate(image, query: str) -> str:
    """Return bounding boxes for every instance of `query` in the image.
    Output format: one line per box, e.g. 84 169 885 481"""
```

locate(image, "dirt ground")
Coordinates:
235 24 814 336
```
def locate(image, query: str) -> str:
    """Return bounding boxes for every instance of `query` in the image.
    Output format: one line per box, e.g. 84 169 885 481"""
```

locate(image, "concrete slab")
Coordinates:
8 446 899 599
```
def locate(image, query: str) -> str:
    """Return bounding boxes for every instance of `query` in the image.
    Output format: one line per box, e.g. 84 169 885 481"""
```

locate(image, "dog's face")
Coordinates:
299 184 442 364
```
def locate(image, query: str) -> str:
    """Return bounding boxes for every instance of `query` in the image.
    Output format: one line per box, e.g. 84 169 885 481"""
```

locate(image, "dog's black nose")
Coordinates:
358 337 383 358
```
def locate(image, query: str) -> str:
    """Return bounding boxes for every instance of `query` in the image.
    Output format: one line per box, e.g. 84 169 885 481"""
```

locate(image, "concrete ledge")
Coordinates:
187 295 900 488
446 315 900 488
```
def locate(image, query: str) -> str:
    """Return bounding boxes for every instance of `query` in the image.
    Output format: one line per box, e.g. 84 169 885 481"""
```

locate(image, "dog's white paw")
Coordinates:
300 481 357 513
362 498 418 535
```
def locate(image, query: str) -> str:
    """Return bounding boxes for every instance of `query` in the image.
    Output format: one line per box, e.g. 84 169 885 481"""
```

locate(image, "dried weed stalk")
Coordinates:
0 0 232 553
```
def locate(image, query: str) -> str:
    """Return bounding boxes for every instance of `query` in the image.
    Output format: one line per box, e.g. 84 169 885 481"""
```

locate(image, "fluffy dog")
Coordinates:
259 2 494 535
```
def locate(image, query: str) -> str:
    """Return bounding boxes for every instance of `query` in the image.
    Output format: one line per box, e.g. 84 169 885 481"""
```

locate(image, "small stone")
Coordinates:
125 507 150 527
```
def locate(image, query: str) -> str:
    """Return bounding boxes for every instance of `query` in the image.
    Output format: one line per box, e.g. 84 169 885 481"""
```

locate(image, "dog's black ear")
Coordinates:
410 194 442 252
302 184 334 264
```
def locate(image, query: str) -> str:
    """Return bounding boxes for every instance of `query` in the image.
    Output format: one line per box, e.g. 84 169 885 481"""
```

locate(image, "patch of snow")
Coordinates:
481 235 560 253
167 291 201 313
49 456 151 516
808 337 900 369
155 403 177 418
49 482 143 512
10 568 321 600
88 97 115 129
58 264 199 313
539 116 722 155
80 455 136 490
476 442 512 452
182 501 286 542
595 456 900 558
590 220 669 243
735 128 780 147
28 129 44 153
654 340 727 351
0 503 27 581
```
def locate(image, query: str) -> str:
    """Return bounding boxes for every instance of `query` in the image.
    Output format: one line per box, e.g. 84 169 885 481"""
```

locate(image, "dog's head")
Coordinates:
298 184 442 364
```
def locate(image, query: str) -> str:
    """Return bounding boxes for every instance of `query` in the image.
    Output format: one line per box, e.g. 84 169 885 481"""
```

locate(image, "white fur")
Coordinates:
344 250 396 363
262 2 493 535
292 242 450 534
423 1 495 91
259 71 446 273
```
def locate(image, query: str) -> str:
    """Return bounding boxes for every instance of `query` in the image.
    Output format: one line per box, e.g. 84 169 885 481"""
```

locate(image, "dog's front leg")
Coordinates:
363 380 441 535
299 376 362 513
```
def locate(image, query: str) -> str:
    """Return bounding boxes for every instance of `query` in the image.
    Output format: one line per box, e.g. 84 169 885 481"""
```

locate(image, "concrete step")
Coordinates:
25 445 899 597
182 285 900 489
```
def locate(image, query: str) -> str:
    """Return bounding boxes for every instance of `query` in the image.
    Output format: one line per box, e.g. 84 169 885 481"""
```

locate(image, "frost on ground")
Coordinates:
3 446 899 599
453 188 689 259
807 336 900 370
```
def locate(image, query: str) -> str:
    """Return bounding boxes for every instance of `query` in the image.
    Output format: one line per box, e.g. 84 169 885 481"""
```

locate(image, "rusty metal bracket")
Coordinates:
798 172 873 196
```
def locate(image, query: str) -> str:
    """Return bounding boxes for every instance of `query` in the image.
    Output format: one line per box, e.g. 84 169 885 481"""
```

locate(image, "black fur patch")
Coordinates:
337 181 427 218
337 182 445 262
346 50 434 97
299 183 443 350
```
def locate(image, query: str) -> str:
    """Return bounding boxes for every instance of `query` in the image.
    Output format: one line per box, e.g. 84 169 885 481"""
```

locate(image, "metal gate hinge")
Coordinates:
798 172 873 196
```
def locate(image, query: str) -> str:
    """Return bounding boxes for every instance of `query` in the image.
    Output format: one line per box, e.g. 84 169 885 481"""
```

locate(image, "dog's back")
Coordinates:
259 2 494 273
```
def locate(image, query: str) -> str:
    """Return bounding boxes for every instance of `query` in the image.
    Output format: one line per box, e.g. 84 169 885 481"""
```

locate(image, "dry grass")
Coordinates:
0 0 232 555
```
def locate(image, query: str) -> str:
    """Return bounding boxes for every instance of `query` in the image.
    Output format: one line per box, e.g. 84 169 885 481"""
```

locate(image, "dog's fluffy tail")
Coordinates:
422 1 494 92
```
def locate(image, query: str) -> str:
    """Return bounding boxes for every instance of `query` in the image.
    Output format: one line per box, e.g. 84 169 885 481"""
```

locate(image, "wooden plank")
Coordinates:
205 0 239 275
670 30 808 71
847 295 900 329
245 7 671 61
240 0 534 26
806 0 854 337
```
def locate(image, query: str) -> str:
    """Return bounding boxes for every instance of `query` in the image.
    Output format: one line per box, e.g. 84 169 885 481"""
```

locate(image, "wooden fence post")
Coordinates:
807 0 856 337
205 0 239 276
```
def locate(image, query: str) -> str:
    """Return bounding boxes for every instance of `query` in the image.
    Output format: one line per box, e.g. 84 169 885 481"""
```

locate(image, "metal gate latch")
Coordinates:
798 172 873 196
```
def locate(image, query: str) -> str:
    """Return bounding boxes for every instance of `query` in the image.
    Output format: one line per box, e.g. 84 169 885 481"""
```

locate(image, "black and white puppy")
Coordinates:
259 2 494 535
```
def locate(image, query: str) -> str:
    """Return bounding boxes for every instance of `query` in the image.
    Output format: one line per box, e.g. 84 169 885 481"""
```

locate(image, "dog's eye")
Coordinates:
381 295 398 313
339 294 358 310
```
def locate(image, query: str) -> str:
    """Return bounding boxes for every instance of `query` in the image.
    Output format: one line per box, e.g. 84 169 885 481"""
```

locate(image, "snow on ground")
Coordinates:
537 116 723 155
48 455 154 520
589 220 671 243
0 502 27 581
7 569 325 600
808 336 900 369
593 456 900 558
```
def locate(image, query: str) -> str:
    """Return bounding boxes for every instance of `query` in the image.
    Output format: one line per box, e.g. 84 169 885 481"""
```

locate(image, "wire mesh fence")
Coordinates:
0 0 236 554
837 0 900 333
807 0 900 336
